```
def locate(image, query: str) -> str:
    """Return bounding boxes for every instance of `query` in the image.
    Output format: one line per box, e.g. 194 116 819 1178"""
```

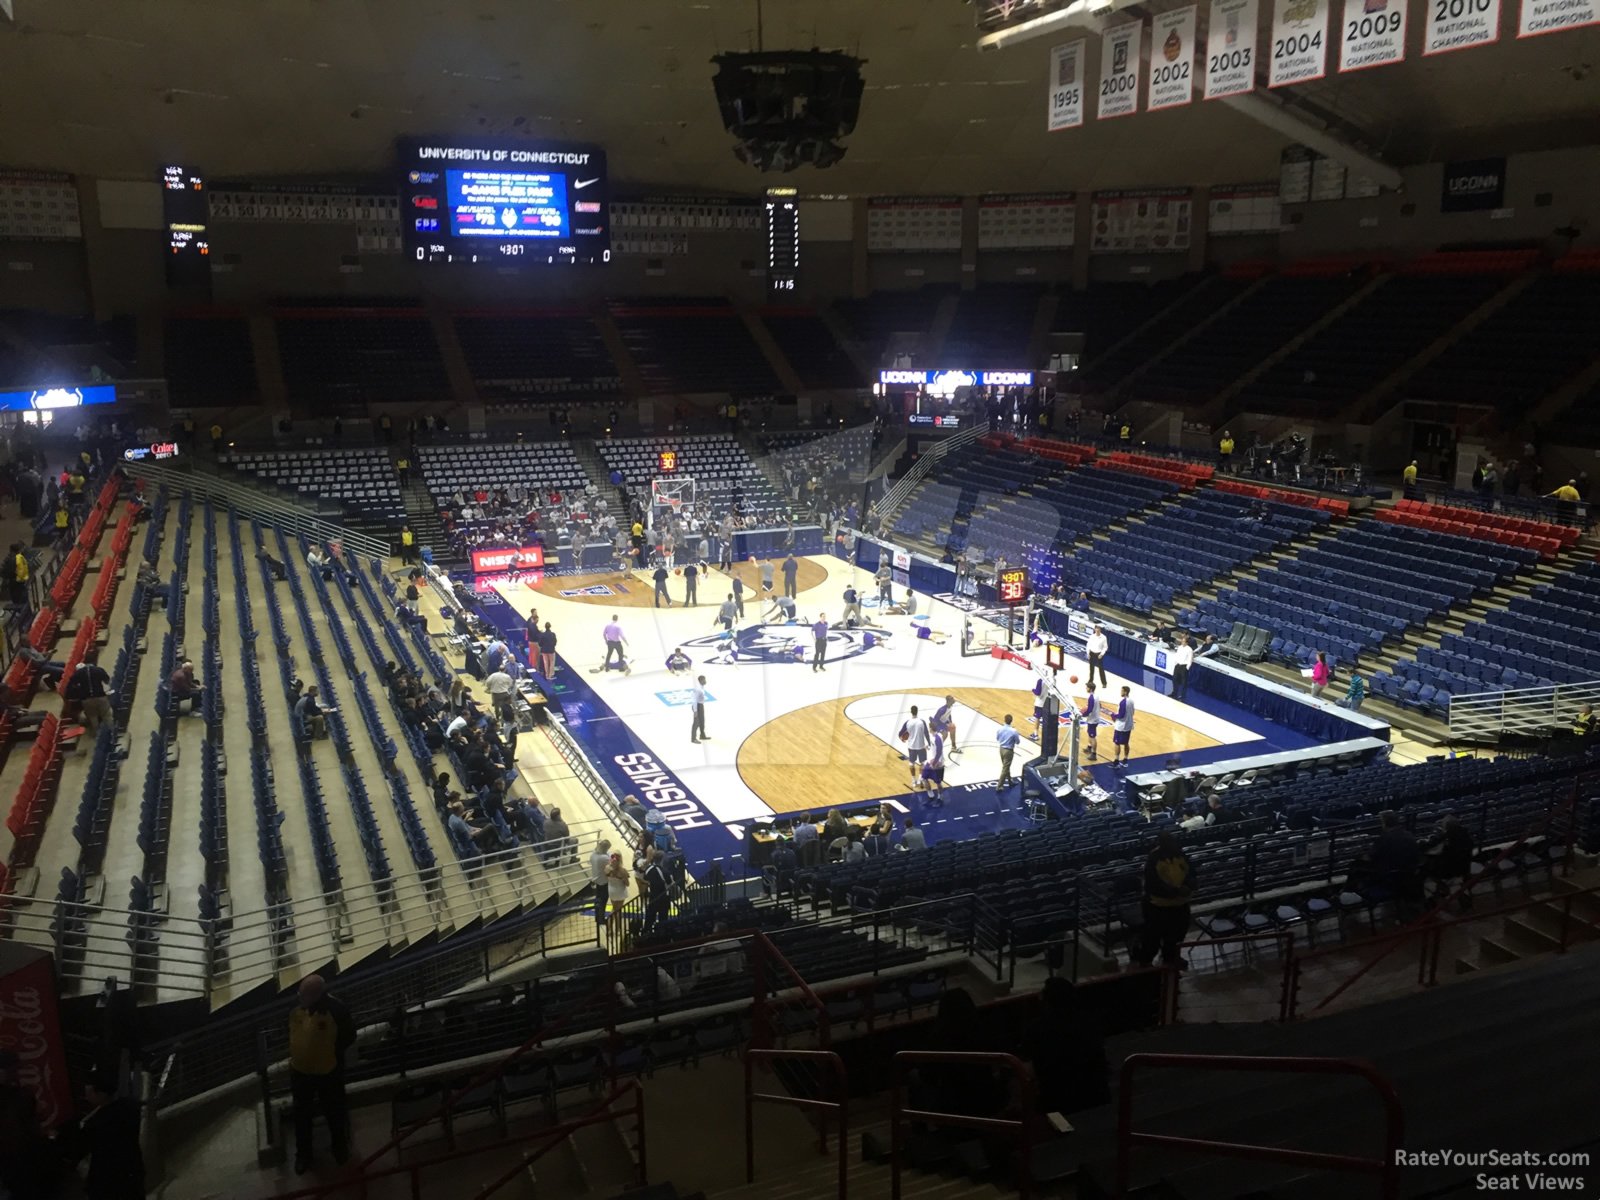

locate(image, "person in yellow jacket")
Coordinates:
1133 830 1194 968
399 523 417 565
1402 460 1418 488
287 974 355 1172
54 504 71 542
396 455 411 487
6 542 30 609
1218 431 1234 473
1118 423 1131 442
1547 479 1581 523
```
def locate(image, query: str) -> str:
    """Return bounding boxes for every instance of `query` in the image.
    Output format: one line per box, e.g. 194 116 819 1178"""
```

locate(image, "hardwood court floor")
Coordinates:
529 557 832 609
737 685 1222 812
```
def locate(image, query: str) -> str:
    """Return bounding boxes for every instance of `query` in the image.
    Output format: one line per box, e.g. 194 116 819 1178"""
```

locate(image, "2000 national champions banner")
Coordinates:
1048 0 1596 132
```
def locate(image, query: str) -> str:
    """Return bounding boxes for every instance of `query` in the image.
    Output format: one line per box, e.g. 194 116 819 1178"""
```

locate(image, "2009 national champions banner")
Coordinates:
1048 0 1596 132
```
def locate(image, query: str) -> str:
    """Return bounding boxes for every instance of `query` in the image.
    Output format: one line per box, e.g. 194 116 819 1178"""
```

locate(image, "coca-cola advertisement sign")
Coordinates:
0 947 74 1129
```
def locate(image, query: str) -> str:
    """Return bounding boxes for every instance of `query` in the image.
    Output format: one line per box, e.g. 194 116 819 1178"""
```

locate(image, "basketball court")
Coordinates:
465 553 1272 871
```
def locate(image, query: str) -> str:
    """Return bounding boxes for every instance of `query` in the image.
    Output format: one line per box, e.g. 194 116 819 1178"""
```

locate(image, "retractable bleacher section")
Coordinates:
1233 252 1528 418
1405 257 1600 417
785 752 1596 963
417 441 588 503
274 302 448 407
222 446 405 524
164 312 258 406
1054 477 1327 615
1137 264 1369 405
940 285 1043 367
1176 505 1538 674
609 299 779 396
597 435 788 521
832 288 952 365
452 310 621 401
1373 560 1600 716
1053 275 1208 366
758 309 862 388
1069 275 1249 392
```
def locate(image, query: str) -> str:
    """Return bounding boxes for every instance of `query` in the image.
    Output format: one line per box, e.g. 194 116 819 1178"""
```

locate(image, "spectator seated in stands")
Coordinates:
1353 809 1423 904
1421 815 1475 905
17 645 68 692
294 684 335 739
135 557 171 607
0 680 49 732
258 550 288 582
448 799 506 852
305 545 335 581
167 659 203 714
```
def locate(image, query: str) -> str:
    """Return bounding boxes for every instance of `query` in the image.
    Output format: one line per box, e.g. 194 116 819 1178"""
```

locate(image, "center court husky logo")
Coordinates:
680 624 877 666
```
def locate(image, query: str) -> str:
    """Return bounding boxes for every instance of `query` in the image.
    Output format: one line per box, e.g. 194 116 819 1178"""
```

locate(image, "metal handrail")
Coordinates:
872 419 990 520
1448 679 1600 741
1115 1053 1405 1199
754 930 832 1049
256 1080 645 1200
131 459 390 559
890 1051 1037 1200
746 1049 849 1199
1288 783 1582 1018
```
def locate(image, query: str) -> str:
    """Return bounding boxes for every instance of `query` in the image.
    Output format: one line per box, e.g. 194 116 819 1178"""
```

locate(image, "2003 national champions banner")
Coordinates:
1050 0 1595 131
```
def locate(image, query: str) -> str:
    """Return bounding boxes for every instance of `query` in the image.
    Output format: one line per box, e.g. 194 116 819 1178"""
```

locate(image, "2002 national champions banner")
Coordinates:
1049 0 1595 130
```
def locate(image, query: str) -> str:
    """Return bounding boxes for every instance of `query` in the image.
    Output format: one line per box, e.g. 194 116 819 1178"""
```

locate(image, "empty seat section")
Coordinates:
164 313 258 405
275 305 447 406
610 300 779 395
760 311 862 388
454 312 619 401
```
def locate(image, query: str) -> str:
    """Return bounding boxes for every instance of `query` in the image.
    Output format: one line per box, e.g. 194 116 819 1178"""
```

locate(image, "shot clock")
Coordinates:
997 566 1030 606
657 450 679 475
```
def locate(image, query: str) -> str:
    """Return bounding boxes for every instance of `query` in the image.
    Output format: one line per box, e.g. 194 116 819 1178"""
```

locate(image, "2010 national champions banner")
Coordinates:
1049 0 1595 132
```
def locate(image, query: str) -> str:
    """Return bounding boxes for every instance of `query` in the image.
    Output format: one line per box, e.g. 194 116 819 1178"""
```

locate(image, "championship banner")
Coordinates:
1205 0 1260 98
1339 0 1407 71
1424 0 1502 52
1098 23 1144 119
1269 0 1331 84
1149 7 1198 110
1048 40 1087 130
1517 0 1597 35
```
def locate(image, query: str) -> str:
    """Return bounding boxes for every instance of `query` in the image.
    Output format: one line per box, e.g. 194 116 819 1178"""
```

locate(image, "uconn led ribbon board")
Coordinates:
0 385 117 412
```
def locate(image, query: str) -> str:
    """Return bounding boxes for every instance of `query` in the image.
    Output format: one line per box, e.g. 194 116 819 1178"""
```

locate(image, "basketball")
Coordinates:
675 568 682 575
1069 674 1079 684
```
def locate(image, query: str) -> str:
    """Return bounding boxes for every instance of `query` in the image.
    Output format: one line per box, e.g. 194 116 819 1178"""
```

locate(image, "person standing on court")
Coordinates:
716 593 737 633
1111 685 1136 767
652 563 672 608
782 552 799 598
875 561 893 607
690 674 709 743
811 614 830 672
1170 633 1193 702
996 714 1021 787
287 974 356 1172
683 560 698 606
1081 682 1101 761
731 572 746 618
841 582 863 627
931 694 960 756
602 614 631 674
900 704 932 789
757 555 775 595
1086 624 1109 688
537 622 558 678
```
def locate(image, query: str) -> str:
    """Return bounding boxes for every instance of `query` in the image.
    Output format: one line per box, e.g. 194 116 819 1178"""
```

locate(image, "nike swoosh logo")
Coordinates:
574 178 599 190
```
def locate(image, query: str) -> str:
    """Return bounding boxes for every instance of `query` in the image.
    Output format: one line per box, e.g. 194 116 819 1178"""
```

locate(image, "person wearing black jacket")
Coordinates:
1133 830 1195 968
64 660 114 735
1019 978 1110 1117
56 1071 144 1200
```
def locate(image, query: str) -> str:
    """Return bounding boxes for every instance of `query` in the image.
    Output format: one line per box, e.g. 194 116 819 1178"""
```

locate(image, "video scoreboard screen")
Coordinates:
398 137 611 266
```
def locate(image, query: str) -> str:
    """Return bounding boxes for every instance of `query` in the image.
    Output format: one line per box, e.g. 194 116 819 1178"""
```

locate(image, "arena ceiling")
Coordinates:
0 0 1595 197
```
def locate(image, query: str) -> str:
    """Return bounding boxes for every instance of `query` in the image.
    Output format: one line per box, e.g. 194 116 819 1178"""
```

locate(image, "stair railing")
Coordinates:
746 1048 849 1198
871 419 990 521
889 1051 1037 1200
1115 1053 1404 1199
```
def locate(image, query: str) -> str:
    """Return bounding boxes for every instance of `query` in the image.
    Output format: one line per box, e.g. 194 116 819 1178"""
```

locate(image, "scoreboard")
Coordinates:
765 187 799 295
162 165 210 286
399 136 611 266
997 566 1030 606
657 449 680 475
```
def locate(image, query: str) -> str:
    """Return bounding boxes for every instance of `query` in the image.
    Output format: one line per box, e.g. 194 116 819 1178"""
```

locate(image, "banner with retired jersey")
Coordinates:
1149 7 1199 109
1205 0 1261 97
1269 0 1331 83
1424 0 1502 51
1339 0 1408 70
1098 23 1144 119
1517 0 1597 34
1048 40 1087 130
